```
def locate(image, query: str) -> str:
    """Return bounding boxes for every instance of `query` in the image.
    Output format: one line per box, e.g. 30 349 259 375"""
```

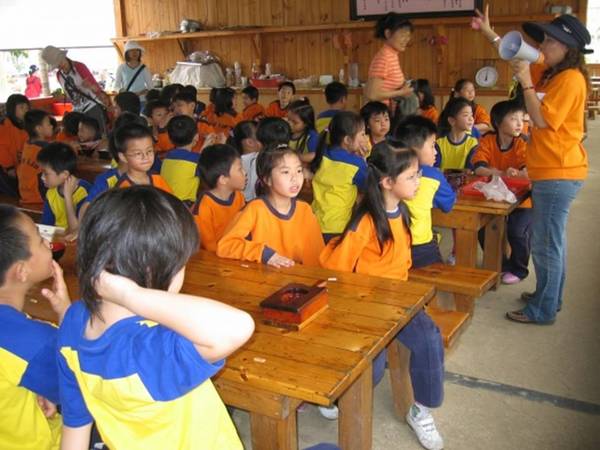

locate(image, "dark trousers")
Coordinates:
372 310 445 408
478 208 533 279
411 239 444 269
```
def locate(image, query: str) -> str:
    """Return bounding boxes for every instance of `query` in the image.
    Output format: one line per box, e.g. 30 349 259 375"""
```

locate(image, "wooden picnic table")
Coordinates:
432 189 529 284
26 245 434 450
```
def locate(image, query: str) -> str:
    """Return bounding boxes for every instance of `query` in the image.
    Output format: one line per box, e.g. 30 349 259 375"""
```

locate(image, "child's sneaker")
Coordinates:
501 272 522 285
406 403 444 450
317 405 339 420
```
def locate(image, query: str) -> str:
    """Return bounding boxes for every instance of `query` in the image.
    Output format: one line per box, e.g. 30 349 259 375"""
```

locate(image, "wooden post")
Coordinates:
387 340 414 419
482 216 505 288
338 363 373 450
250 411 298 450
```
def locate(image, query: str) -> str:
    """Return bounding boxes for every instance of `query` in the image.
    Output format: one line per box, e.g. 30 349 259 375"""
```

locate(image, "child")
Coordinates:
240 85 265 122
414 79 439 125
144 99 173 155
320 143 445 450
310 111 368 242
472 100 532 284
217 146 324 267
194 144 246 252
316 81 348 133
0 205 71 449
160 115 201 204
174 91 215 151
182 84 206 116
113 91 141 118
17 109 54 204
0 94 30 178
77 116 103 152
37 143 91 232
265 81 295 118
114 123 172 192
360 101 390 150
287 99 319 162
199 87 241 137
452 79 491 134
55 111 84 144
395 116 456 267
57 186 253 449
435 97 478 170
230 120 262 201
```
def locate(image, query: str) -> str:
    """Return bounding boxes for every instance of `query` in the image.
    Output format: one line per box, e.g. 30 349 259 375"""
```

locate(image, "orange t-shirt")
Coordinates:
16 141 47 204
55 131 77 143
241 103 266 122
527 64 588 180
217 197 324 266
0 119 28 170
368 43 405 107
199 110 241 137
194 120 215 152
472 133 527 172
473 104 491 126
265 101 288 118
319 209 412 281
420 105 439 125
115 173 173 193
154 128 172 156
193 191 246 252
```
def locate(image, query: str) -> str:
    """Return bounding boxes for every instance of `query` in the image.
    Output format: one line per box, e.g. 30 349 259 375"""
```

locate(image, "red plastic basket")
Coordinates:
51 102 73 116
461 176 531 198
250 77 285 88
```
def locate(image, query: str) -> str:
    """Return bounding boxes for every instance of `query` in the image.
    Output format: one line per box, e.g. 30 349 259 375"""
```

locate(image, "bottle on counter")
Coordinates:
251 61 260 79
265 63 272 77
339 67 345 84
234 61 242 86
225 67 234 87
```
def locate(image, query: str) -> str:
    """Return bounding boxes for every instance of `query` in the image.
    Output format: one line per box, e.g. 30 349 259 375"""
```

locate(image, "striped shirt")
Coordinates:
368 44 405 107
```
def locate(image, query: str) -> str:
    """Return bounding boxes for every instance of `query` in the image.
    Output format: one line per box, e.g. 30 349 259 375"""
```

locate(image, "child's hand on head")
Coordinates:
202 133 217 151
267 253 295 268
94 270 140 307
215 133 227 145
506 167 519 177
63 175 78 197
36 395 57 418
41 260 71 320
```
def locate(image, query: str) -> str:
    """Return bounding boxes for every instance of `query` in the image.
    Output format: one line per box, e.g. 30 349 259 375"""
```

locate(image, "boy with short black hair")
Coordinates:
114 91 141 117
193 144 246 252
160 115 201 204
395 115 456 267
114 123 172 192
144 99 173 154
37 143 91 233
17 109 54 203
265 81 295 118
173 91 215 152
77 115 104 153
241 85 265 122
316 81 348 133
0 204 71 449
472 100 532 284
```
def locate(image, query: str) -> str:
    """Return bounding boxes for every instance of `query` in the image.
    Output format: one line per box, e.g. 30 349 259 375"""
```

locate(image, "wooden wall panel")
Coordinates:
117 0 584 88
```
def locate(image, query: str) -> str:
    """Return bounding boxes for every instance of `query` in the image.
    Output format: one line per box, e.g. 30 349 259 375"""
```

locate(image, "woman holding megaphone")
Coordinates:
473 5 592 325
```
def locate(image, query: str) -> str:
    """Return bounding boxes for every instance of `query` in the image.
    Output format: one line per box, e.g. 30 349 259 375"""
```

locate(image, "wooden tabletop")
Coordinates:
26 245 434 407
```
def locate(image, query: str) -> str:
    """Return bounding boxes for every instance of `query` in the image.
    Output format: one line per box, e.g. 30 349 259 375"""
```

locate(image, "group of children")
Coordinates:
0 75 534 450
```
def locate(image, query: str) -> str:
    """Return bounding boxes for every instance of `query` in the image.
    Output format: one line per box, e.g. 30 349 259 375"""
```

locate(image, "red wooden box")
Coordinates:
260 282 328 330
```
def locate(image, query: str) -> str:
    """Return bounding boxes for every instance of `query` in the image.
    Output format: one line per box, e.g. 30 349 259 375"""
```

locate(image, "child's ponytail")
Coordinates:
311 111 364 173
310 129 329 173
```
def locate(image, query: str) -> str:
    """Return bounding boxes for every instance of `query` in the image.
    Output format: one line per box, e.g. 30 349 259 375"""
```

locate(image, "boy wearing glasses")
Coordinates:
114 124 173 193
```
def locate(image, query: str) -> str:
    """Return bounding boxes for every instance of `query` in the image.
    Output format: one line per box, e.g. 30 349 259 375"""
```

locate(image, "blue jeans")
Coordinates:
523 180 583 322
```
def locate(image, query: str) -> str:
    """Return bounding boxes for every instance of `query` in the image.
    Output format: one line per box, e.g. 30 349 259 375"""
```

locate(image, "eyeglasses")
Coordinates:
405 169 422 183
126 149 154 160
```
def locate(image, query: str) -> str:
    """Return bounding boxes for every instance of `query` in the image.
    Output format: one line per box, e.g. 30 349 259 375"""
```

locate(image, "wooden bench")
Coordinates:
409 263 498 347
0 194 43 222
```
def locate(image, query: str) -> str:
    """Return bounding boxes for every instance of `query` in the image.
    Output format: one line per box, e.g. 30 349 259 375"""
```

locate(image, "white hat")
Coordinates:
124 41 145 54
41 45 67 70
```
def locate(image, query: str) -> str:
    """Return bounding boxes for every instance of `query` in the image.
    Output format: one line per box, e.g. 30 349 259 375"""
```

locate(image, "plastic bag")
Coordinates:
473 175 517 203
169 61 225 88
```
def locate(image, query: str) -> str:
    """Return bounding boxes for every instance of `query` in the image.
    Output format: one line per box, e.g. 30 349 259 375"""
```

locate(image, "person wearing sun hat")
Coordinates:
41 45 110 134
473 6 591 325
114 41 153 102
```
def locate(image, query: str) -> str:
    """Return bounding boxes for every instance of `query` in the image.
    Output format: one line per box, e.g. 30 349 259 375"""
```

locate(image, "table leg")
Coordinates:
387 339 414 419
482 216 505 288
250 410 298 450
339 362 373 450
454 229 478 267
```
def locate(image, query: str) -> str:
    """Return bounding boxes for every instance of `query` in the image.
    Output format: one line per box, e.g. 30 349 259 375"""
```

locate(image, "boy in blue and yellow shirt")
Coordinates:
160 115 201 205
37 143 90 233
316 81 348 133
0 205 71 449
396 116 456 267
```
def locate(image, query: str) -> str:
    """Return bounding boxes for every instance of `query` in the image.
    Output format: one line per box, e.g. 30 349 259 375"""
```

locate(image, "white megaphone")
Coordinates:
499 31 545 64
